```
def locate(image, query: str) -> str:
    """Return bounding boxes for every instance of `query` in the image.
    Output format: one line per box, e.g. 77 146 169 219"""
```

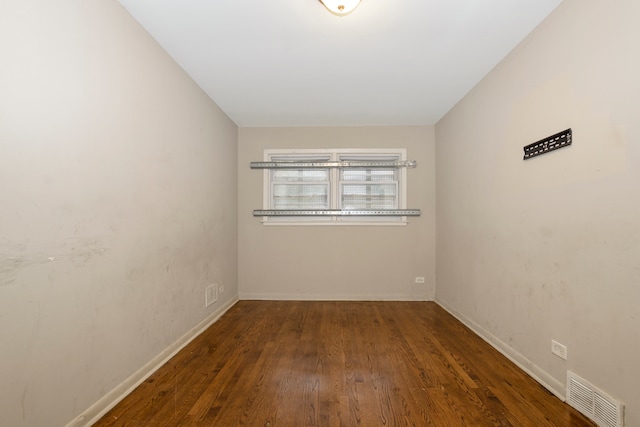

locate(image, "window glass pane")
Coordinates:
341 168 397 182
341 183 397 209
339 158 399 209
273 183 328 209
272 169 329 182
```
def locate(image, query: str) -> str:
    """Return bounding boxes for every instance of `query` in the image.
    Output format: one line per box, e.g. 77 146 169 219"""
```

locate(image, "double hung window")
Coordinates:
261 148 408 225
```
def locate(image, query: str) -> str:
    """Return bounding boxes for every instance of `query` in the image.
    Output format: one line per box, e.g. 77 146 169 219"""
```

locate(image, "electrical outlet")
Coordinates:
551 340 567 360
219 285 224 294
205 284 217 307
415 277 425 284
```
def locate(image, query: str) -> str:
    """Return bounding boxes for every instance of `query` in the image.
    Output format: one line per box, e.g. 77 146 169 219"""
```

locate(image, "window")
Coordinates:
261 148 408 225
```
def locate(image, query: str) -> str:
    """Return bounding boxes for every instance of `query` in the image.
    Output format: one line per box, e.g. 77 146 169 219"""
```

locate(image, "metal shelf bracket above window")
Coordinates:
253 209 421 217
250 160 417 169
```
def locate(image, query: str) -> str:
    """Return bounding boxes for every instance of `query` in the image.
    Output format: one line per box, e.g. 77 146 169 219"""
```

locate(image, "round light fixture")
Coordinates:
319 0 361 16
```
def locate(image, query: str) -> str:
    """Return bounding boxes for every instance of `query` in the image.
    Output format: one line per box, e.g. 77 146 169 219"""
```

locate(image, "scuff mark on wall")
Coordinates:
0 237 108 286
0 240 45 286
59 237 108 264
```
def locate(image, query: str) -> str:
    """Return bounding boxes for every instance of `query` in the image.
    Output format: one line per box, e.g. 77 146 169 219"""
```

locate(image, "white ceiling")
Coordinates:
118 0 563 127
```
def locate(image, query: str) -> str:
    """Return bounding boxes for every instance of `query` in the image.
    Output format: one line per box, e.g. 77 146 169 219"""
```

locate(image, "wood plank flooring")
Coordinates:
94 301 594 426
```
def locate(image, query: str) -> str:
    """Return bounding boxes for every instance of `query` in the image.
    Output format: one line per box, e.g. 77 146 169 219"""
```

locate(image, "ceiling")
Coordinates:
118 0 563 127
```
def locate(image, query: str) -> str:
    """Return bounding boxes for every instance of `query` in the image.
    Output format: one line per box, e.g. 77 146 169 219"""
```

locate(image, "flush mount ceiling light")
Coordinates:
319 0 361 16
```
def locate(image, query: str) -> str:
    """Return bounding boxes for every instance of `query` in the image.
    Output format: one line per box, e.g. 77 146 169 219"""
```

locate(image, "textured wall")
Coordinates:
436 0 640 424
0 1 238 426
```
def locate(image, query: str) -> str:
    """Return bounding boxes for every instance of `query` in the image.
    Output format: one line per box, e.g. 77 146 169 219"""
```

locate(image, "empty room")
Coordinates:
1 0 638 426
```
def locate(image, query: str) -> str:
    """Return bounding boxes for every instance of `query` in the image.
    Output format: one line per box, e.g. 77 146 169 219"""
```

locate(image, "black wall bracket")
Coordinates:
523 128 572 160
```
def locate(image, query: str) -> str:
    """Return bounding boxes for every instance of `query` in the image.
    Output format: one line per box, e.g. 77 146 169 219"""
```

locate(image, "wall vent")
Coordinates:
566 371 624 427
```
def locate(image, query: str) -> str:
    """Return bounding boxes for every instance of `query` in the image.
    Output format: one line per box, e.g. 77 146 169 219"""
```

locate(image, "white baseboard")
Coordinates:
239 292 432 301
65 296 239 427
435 297 566 401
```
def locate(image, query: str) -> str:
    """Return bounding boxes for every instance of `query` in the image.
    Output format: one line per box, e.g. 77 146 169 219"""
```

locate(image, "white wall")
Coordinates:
0 1 238 426
238 127 435 301
436 0 640 424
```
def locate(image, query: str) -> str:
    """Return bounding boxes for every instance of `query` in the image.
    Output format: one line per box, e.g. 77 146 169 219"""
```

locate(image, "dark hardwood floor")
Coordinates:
94 301 594 426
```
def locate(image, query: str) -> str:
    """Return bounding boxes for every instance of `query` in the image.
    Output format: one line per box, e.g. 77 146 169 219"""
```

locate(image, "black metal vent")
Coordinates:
523 128 572 160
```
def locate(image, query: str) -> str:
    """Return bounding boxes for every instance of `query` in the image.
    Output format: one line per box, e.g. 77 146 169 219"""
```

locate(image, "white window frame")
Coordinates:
261 148 409 226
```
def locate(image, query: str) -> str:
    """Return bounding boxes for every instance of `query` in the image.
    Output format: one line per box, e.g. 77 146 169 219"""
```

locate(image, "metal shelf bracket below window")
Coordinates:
253 209 421 217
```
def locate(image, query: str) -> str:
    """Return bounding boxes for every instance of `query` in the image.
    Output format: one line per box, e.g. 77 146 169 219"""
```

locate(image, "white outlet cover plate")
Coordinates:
551 340 567 360
206 285 218 307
